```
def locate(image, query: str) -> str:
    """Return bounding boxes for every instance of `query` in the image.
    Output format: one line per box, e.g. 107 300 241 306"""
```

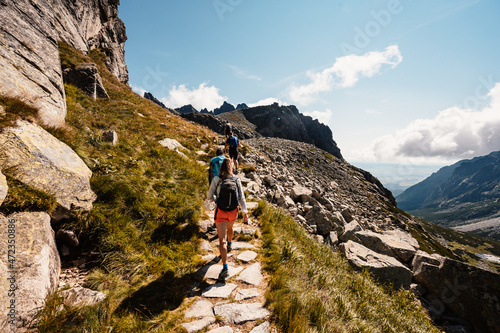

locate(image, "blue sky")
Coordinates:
119 0 500 187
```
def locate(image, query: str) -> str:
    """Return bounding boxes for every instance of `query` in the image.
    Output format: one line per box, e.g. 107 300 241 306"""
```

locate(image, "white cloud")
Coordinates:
289 45 402 105
130 84 147 97
303 109 333 125
357 83 500 164
248 97 286 107
160 83 226 110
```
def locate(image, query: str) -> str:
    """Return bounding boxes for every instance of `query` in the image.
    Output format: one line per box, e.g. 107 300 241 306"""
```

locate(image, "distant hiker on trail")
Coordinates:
208 147 225 185
224 123 232 138
225 130 239 171
207 158 248 281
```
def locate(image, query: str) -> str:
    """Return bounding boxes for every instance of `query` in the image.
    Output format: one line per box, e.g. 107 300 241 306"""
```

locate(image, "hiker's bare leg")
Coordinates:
227 220 234 243
216 221 228 265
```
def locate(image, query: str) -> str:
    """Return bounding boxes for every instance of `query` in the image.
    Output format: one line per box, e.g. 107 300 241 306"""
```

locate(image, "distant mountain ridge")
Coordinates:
396 151 500 240
181 102 343 159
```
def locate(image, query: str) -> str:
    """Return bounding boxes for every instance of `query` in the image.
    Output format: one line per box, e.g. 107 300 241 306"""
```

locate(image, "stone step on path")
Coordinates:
181 204 275 333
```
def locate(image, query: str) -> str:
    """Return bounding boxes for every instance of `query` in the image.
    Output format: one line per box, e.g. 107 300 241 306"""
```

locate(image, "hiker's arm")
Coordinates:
207 177 218 202
236 178 248 214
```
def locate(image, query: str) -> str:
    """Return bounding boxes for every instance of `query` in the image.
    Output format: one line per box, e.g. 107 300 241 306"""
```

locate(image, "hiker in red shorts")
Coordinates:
207 158 248 280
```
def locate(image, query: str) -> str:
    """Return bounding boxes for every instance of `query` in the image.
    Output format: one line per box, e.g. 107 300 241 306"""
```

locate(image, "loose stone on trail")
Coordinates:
202 283 238 298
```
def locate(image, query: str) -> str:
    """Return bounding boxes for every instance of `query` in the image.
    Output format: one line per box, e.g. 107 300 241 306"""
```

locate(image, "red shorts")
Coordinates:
214 208 238 223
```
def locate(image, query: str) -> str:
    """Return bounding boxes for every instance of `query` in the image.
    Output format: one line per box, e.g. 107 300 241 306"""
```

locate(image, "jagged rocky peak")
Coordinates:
144 92 167 109
176 104 199 114
213 101 236 115
236 103 248 110
239 103 342 159
0 0 128 127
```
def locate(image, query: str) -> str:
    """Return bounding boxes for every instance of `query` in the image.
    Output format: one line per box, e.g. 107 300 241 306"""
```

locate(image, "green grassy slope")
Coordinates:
257 202 440 333
35 42 220 332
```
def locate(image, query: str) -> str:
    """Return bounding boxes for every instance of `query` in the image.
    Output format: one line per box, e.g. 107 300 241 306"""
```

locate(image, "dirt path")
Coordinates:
179 203 277 333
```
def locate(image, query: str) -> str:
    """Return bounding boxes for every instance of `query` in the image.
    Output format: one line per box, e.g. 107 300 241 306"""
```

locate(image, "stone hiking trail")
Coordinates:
179 202 276 333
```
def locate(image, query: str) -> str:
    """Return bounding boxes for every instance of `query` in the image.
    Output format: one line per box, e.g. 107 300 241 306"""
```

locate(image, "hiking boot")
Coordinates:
219 267 229 280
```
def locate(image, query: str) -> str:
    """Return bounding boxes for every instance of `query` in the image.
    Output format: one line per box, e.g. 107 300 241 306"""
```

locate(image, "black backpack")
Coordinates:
216 177 240 211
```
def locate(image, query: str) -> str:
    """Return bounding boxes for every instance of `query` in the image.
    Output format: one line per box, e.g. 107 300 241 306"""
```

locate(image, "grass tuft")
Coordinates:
0 95 40 130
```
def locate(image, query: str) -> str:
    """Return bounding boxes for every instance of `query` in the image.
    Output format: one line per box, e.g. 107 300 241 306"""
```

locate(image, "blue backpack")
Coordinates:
210 155 225 179
228 135 238 148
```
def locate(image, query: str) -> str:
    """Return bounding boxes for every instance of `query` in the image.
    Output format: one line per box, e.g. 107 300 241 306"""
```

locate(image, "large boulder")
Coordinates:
0 212 60 332
63 63 109 100
412 252 500 333
0 0 128 127
290 185 312 203
339 220 363 242
0 171 7 206
339 240 412 290
305 205 344 236
342 229 419 263
0 120 96 217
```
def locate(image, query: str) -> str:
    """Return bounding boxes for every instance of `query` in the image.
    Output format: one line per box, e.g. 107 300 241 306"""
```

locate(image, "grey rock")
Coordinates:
341 207 355 223
411 250 442 271
339 240 412 290
343 230 418 263
158 138 186 151
263 175 277 188
207 327 234 333
0 0 127 127
250 321 271 333
235 288 261 301
0 120 96 217
237 263 263 286
185 298 214 318
60 287 106 307
325 231 339 248
0 212 60 331
305 205 342 236
202 254 217 262
213 302 270 324
56 229 79 247
412 252 500 333
237 250 257 263
102 130 118 145
231 241 257 250
339 220 363 242
290 185 312 203
200 240 212 252
0 171 7 206
202 283 238 298
182 316 216 333
203 264 243 280
63 63 109 99
410 283 427 297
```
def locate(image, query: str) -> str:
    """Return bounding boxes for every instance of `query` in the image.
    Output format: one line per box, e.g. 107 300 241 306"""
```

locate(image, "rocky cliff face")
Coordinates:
0 0 127 127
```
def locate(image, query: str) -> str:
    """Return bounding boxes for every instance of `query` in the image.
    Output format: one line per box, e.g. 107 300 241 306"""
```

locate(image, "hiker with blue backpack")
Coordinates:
225 130 239 172
207 157 248 280
208 147 225 185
